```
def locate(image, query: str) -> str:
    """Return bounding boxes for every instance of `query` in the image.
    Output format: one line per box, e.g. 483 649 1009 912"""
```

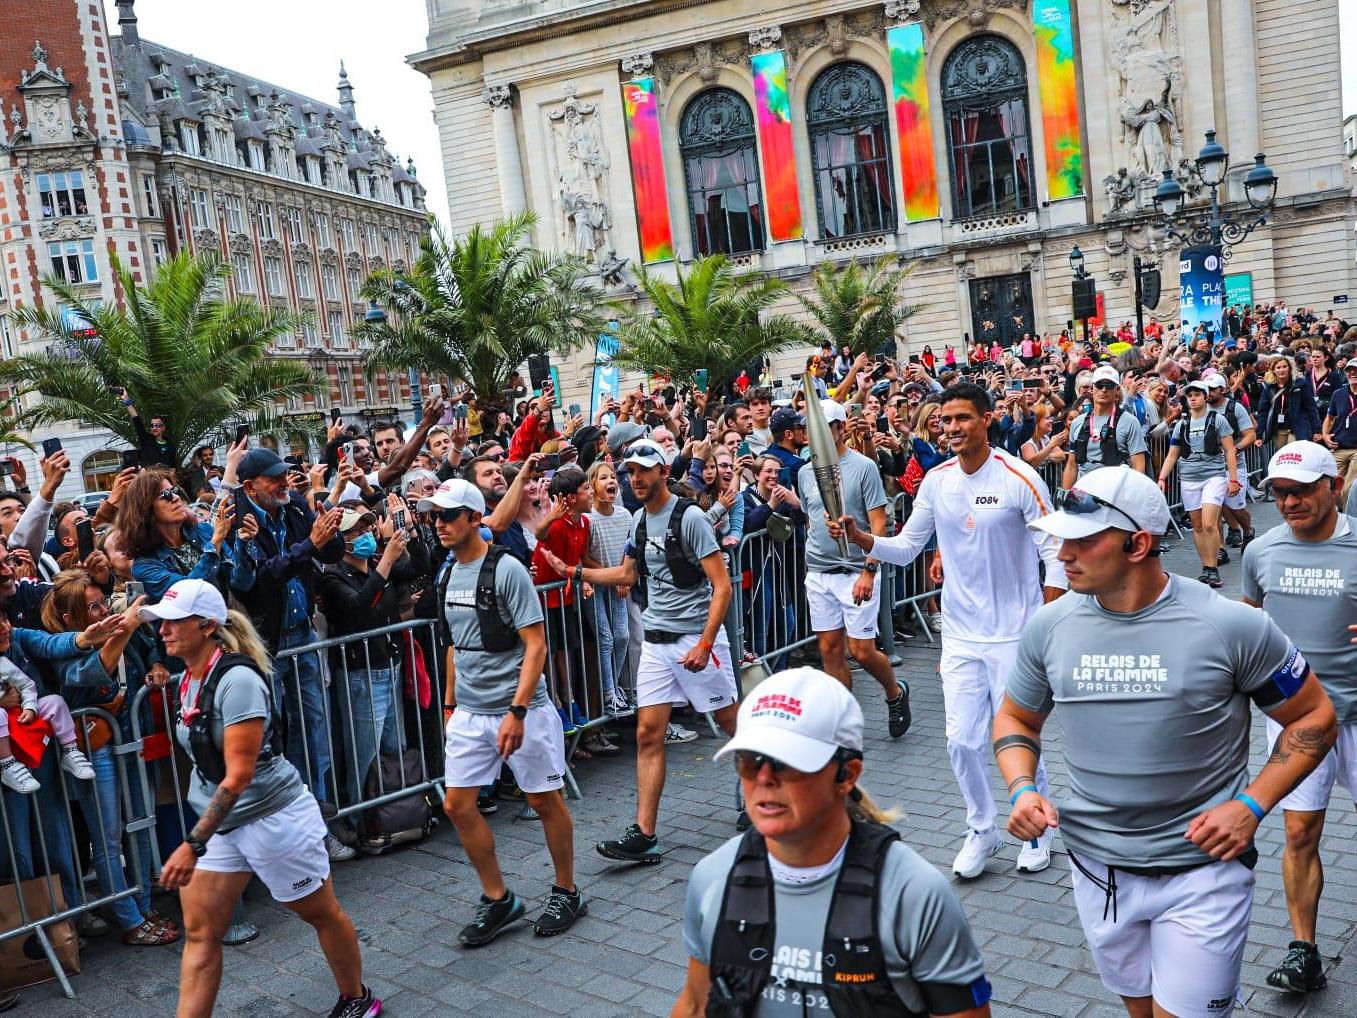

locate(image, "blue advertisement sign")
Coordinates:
1179 245 1225 338
590 324 621 422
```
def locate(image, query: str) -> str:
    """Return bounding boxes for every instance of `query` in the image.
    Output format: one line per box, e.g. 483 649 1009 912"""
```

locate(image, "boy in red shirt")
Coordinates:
532 466 593 735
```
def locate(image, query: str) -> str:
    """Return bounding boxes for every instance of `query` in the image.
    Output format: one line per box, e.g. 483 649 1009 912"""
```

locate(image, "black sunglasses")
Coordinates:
433 508 471 523
1093 381 1119 391
156 488 185 504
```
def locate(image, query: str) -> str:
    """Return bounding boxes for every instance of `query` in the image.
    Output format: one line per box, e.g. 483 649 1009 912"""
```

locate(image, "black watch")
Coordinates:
186 835 209 858
508 704 528 720
864 562 880 575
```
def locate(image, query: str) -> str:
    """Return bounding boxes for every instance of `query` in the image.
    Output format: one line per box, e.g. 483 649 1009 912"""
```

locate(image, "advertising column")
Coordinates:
1179 246 1225 339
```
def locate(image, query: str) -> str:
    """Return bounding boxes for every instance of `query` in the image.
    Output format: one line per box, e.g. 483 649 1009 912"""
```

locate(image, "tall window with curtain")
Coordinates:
679 88 765 256
806 62 896 239
942 35 1035 219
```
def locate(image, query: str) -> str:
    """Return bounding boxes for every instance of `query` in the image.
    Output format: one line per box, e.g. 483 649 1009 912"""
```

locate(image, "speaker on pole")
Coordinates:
1139 268 1162 309
1072 277 1098 320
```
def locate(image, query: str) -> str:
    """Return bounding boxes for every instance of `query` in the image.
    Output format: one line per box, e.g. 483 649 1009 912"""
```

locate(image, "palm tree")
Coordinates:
798 256 921 359
357 213 605 409
609 255 813 392
0 252 320 468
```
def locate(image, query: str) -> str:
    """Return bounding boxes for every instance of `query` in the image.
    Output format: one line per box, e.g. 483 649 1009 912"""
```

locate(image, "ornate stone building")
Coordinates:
414 0 1355 405
0 0 428 495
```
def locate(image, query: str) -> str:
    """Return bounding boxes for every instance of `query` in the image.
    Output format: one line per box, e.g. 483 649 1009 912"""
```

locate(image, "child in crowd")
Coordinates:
0 655 95 793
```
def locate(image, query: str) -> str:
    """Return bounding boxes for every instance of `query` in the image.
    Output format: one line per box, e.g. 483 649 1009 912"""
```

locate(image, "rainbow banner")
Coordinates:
751 50 803 243
1033 0 1083 199
621 77 675 263
886 23 940 221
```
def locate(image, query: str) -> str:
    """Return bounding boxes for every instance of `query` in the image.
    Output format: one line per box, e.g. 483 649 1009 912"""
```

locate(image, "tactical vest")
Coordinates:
437 544 521 654
634 497 706 592
1175 411 1224 458
1072 406 1125 467
185 652 284 786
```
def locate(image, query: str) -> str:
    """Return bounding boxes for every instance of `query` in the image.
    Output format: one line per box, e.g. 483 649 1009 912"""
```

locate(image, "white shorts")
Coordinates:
805 570 880 640
1223 484 1247 510
1265 717 1357 813
1070 854 1254 1018
636 631 736 712
1181 476 1228 512
198 793 331 903
443 704 566 794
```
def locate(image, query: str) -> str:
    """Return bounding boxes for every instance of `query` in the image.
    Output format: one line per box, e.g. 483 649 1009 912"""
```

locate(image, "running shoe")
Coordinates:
1241 529 1256 551
952 828 1003 880
665 722 698 744
325 833 358 862
886 684 911 740
458 891 525 946
596 823 663 864
1015 830 1052 874
569 703 590 731
0 758 39 794
557 706 577 736
605 688 634 718
328 987 381 1018
1206 566 1223 588
1217 547 1230 566
1266 940 1326 992
476 789 499 815
1197 567 1213 585
60 747 95 780
927 612 943 634
532 885 587 936
222 919 259 946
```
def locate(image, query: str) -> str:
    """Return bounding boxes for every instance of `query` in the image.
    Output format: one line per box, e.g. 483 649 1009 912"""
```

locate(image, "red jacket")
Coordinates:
507 413 558 462
531 513 590 608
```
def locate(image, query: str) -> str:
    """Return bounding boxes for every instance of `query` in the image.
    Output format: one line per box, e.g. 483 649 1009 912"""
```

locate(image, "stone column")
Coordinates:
483 84 526 216
1219 0 1260 189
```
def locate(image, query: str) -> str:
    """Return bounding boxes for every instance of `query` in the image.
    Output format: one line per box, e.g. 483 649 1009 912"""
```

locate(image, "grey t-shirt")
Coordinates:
1007 574 1299 869
443 551 548 713
1243 515 1357 724
629 495 721 634
1173 411 1229 482
683 834 989 1017
1072 409 1148 476
1212 397 1254 439
175 664 305 833
799 449 889 573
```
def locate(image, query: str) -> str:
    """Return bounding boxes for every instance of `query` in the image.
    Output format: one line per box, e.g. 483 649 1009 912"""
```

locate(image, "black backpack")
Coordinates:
184 653 285 786
1072 406 1125 467
436 544 521 654
634 497 707 591
1175 411 1224 457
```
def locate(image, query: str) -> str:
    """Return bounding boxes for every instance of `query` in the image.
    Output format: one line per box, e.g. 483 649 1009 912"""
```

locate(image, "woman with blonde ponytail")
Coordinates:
140 579 380 1018
674 667 993 1018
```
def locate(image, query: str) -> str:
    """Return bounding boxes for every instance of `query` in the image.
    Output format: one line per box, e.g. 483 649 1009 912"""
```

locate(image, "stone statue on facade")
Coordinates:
547 84 625 281
1110 0 1184 202
1102 167 1136 213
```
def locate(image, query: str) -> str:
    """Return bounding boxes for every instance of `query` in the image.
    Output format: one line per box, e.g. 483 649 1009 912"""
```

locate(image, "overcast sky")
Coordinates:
126 0 449 226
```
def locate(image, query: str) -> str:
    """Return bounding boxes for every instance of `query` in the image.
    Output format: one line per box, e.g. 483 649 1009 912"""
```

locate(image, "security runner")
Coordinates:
1242 443 1357 992
829 382 1066 878
1205 372 1258 556
543 439 739 864
673 667 993 1018
994 465 1337 1018
1061 364 1148 489
425 479 585 945
799 399 911 739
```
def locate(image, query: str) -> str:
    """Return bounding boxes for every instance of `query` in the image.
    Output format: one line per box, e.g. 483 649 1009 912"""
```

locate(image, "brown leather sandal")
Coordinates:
121 917 181 946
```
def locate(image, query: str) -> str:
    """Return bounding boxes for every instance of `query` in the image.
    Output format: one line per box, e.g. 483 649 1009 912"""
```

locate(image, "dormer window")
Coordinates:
179 122 201 155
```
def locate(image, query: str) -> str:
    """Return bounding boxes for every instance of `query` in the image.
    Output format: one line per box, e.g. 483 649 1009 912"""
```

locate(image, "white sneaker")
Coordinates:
1016 830 1052 874
1 759 40 793
60 747 95 780
952 828 1003 879
665 722 698 745
606 689 634 718
325 832 357 862
928 612 943 634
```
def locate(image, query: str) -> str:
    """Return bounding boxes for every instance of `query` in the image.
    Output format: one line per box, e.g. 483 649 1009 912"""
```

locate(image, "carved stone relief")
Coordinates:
192 228 219 249
545 83 626 282
37 217 94 241
619 53 654 78
229 234 253 255
920 0 1029 33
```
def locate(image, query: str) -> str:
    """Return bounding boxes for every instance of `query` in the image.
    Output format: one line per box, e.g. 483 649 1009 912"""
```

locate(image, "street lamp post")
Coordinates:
1069 244 1092 348
365 299 424 428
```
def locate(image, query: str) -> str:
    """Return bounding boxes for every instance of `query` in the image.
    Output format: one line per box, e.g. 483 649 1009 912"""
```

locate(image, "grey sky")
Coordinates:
125 0 448 227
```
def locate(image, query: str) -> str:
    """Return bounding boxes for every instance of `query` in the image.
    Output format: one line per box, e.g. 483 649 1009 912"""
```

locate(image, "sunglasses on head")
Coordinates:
156 488 185 504
1057 487 1145 533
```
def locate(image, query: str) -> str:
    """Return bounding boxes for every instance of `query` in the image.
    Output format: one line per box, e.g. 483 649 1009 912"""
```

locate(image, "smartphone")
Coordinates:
234 423 249 445
527 353 551 393
76 519 95 560
342 441 354 465
429 383 443 401
1022 378 1041 390
538 453 560 472
959 364 973 375
568 403 582 418
41 437 62 458
908 354 920 364
847 403 863 419
737 440 752 457
454 403 469 422
120 449 141 471
330 407 342 424
393 508 407 531
694 368 709 394
124 580 144 603
1007 379 1023 392
0 460 12 478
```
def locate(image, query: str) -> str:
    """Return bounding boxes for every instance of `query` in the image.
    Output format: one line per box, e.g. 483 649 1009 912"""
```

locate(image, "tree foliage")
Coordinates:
798 256 921 359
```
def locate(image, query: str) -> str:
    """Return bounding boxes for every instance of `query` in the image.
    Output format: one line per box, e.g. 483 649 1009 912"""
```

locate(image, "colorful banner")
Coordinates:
1033 0 1084 200
590 326 621 422
751 50 803 243
886 23 939 221
1180 246 1226 339
621 77 675 264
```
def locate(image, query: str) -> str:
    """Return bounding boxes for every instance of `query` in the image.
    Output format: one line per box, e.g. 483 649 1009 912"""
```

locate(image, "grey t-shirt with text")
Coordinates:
1072 410 1148 476
443 551 548 713
1243 515 1357 723
176 664 305 833
1006 574 1298 868
683 834 988 1017
799 449 889 573
629 495 721 634
1173 411 1230 482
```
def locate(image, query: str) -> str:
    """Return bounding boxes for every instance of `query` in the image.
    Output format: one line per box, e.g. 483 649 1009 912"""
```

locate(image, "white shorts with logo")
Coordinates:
805 570 880 640
198 792 330 903
1266 717 1357 812
1223 483 1248 510
444 704 566 794
1181 476 1229 512
636 631 736 712
1070 854 1253 1018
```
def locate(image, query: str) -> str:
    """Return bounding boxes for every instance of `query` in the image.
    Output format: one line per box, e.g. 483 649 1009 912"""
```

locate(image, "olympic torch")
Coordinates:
803 371 850 558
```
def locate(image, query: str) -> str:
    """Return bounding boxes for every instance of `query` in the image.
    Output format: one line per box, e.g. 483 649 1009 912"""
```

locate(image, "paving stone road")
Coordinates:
17 498 1357 1017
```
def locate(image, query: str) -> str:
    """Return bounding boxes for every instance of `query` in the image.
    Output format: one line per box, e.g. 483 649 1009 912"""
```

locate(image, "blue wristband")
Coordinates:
1009 785 1039 806
1234 793 1266 821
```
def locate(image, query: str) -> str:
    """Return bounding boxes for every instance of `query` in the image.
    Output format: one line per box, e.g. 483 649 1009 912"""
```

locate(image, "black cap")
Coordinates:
237 448 289 481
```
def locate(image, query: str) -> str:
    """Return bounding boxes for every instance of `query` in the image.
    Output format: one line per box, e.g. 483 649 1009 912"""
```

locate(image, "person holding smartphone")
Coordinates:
117 389 178 469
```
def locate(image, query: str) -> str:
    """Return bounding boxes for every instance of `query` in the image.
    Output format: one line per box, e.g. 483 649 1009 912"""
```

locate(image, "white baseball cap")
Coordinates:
416 478 486 515
1091 365 1121 385
1029 465 1171 540
714 667 863 773
138 579 228 625
1264 441 1337 484
622 438 671 468
820 399 847 425
1184 379 1211 394
1203 372 1228 389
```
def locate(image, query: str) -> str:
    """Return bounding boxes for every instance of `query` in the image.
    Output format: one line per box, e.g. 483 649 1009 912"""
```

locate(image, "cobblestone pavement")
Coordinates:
18 499 1357 1017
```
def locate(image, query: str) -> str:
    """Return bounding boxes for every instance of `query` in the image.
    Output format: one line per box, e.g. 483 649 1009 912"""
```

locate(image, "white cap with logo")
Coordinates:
416 478 487 515
138 578 229 625
714 667 863 773
1264 441 1337 484
1091 365 1121 385
1029 465 1172 540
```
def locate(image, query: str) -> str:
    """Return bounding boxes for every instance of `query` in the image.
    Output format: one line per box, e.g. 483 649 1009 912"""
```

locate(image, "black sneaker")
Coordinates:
886 685 911 740
1226 529 1242 548
735 810 752 832
596 823 662 865
1241 530 1256 551
458 891 525 947
476 789 498 815
1217 547 1230 565
327 985 381 1018
532 886 587 937
1206 567 1223 588
1266 940 1327 993
1198 567 1213 585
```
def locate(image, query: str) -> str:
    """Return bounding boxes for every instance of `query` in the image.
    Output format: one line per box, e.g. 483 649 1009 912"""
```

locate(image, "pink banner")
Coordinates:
621 77 675 263
751 50 803 243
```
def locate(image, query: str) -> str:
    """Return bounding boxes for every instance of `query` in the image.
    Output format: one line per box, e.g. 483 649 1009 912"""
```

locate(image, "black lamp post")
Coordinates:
365 298 423 427
1069 244 1093 347
1152 130 1277 253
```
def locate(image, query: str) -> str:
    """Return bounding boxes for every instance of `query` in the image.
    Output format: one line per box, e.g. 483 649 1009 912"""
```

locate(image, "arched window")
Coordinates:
679 89 765 256
941 35 1035 218
81 450 121 493
806 63 896 239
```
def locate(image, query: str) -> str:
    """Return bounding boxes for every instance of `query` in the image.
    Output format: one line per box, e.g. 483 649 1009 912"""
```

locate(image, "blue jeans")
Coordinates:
334 665 402 805
593 588 628 697
0 750 81 915
79 737 153 930
275 627 331 803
